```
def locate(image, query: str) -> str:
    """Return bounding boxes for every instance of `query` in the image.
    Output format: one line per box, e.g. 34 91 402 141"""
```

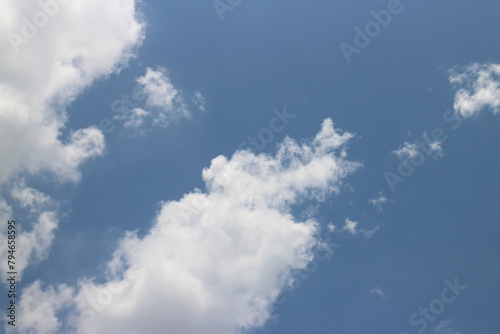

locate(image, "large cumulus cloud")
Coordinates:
0 0 144 282
15 119 360 334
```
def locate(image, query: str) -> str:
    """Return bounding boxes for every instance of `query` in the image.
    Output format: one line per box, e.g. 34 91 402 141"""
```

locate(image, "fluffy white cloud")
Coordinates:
0 0 144 282
449 63 500 118
15 119 360 334
114 67 204 131
14 281 75 334
0 0 144 183
138 67 189 123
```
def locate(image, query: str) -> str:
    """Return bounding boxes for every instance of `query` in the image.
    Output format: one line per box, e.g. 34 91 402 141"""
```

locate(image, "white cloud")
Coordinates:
393 142 419 160
0 183 59 283
368 287 386 300
342 218 380 239
0 0 144 184
433 320 461 334
15 119 360 334
343 218 358 234
0 0 144 282
115 67 203 131
10 182 52 215
192 90 206 111
13 281 75 334
429 140 443 157
139 67 189 122
393 134 443 161
449 63 500 118
327 223 336 233
121 107 150 129
369 192 389 211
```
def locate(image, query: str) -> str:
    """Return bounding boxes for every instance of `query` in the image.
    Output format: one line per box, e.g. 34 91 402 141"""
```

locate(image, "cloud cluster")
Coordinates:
449 63 500 118
0 0 144 279
14 119 360 334
114 67 205 131
393 138 443 162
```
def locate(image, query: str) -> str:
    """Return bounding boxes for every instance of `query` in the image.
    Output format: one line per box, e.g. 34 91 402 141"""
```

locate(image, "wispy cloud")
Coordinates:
342 218 381 239
433 320 462 334
393 135 443 162
369 192 389 211
368 287 386 300
192 90 206 111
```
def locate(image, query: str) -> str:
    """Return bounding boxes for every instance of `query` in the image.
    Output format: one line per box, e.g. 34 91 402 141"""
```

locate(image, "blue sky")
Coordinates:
0 0 499 333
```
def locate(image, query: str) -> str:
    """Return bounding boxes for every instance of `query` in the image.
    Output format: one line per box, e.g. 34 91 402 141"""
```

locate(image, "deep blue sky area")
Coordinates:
4 0 499 333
